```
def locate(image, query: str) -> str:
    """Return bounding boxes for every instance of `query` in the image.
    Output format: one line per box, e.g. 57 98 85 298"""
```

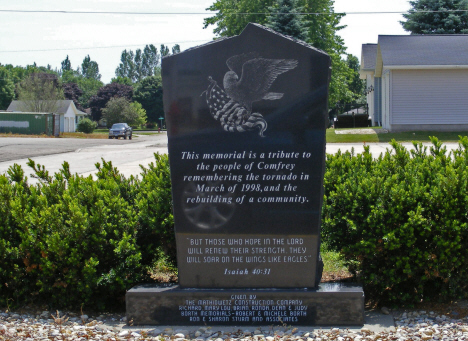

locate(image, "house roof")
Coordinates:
360 35 468 77
7 100 87 116
361 44 378 71
378 35 468 66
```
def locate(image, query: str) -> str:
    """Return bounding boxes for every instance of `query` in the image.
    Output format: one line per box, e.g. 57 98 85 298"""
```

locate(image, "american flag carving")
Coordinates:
203 53 298 137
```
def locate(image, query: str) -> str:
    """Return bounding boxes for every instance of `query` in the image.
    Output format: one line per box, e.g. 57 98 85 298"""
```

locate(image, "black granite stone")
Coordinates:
126 283 365 326
161 23 331 289
125 23 365 327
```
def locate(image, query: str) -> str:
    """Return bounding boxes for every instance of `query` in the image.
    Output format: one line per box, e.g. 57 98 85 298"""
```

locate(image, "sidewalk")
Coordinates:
326 142 460 157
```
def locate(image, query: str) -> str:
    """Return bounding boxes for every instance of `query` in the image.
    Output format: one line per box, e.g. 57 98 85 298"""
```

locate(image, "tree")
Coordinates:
134 49 143 82
299 0 352 106
89 83 133 121
160 44 181 57
62 83 84 111
133 75 163 123
115 49 136 81
102 97 146 127
401 0 468 34
203 0 353 107
142 44 160 77
172 44 181 54
129 101 148 127
203 0 271 36
266 0 308 40
3 63 58 85
1 64 31 85
346 54 365 103
77 78 103 109
61 55 72 73
17 73 64 112
80 55 101 81
61 69 103 109
0 63 62 110
328 54 354 108
101 97 128 127
0 66 15 110
115 45 161 82
111 76 134 86
160 44 170 57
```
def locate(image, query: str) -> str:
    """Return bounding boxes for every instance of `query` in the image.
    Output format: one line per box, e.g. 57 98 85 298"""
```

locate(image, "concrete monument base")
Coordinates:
126 283 364 326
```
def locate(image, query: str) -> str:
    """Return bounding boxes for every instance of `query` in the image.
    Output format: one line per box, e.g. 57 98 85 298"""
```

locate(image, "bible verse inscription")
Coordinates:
186 237 312 274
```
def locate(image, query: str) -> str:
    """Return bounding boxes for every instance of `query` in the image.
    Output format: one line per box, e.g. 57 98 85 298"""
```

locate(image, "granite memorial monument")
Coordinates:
126 23 364 326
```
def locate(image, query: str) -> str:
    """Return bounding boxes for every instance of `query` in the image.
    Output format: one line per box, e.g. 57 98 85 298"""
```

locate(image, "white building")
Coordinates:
7 100 88 133
360 35 468 132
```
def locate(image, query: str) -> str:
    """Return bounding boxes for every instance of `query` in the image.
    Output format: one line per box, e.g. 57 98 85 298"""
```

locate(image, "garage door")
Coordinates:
392 69 468 125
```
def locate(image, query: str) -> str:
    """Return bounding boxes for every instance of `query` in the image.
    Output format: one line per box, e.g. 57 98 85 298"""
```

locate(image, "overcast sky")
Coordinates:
0 0 411 83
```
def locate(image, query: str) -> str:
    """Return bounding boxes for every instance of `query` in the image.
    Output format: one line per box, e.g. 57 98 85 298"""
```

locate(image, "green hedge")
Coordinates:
322 137 468 305
0 153 173 310
2 138 468 309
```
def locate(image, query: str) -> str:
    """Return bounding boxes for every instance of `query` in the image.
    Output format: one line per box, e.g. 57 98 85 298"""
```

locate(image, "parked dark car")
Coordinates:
109 123 132 139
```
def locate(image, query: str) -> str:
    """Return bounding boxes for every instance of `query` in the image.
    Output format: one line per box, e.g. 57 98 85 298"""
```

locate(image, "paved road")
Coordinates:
0 133 169 182
0 134 462 183
0 135 159 163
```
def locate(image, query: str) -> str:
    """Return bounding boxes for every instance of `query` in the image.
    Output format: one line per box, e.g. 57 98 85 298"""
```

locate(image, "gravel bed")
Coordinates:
1 308 468 340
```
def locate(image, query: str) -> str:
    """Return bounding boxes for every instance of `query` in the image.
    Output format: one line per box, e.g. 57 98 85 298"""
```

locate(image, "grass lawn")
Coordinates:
95 128 165 132
61 132 108 139
320 244 351 282
0 132 109 139
135 132 160 135
327 127 468 143
0 133 52 138
95 128 161 136
321 248 346 273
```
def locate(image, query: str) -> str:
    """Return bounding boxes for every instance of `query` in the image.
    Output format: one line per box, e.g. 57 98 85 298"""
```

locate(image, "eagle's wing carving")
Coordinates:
238 58 298 96
226 52 259 76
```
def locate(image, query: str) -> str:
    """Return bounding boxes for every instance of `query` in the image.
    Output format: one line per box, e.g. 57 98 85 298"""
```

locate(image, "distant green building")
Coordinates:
0 112 59 135
5 100 88 133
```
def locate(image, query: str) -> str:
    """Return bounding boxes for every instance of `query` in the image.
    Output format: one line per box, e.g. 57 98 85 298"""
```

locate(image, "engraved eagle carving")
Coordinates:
203 53 298 137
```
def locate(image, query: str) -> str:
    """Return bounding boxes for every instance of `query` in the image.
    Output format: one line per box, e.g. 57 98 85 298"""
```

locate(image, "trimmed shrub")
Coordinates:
77 118 97 133
146 121 156 129
4 139 468 309
0 167 25 306
0 154 173 310
322 137 468 305
136 153 175 265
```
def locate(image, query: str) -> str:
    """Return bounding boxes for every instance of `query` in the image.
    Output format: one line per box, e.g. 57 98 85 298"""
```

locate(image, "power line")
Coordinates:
1 9 468 15
0 40 210 53
0 9 212 15
221 10 468 15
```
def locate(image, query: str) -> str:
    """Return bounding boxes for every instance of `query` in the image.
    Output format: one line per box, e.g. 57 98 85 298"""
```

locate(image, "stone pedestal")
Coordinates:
126 283 364 326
